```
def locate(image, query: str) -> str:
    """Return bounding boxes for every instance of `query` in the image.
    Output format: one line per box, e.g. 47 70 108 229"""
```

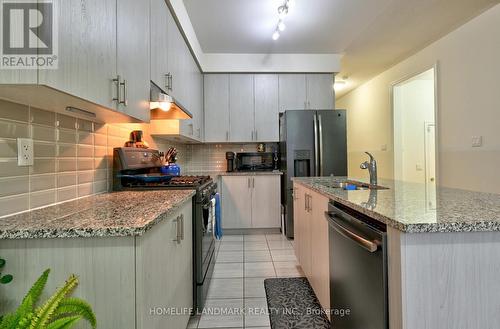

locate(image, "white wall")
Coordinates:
337 4 500 193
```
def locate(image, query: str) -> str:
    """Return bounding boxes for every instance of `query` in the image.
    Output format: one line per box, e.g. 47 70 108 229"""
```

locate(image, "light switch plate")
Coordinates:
17 138 34 166
472 136 483 147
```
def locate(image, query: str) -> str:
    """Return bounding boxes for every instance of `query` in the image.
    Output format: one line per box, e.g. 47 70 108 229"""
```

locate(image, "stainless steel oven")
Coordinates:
326 201 388 329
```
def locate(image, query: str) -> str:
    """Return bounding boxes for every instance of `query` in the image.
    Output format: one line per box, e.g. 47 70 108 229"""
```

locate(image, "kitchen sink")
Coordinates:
324 180 389 191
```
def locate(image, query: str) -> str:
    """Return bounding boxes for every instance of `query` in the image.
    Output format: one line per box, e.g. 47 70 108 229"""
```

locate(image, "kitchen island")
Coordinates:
0 190 195 329
293 177 500 329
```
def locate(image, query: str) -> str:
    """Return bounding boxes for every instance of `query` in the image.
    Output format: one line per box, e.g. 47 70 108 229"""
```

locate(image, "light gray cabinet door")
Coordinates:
150 0 169 91
221 176 252 229
204 74 230 142
254 74 279 142
117 0 151 122
306 74 334 109
279 74 307 111
167 11 186 103
229 74 255 142
251 176 281 228
38 0 117 110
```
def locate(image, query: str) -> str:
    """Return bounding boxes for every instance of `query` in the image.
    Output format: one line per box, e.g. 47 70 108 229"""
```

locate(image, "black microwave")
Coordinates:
236 152 277 172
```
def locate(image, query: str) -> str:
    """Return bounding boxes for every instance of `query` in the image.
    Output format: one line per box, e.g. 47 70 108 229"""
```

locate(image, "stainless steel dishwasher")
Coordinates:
326 201 388 329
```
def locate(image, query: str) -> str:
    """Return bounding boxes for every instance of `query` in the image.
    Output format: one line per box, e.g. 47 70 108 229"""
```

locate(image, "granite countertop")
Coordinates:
293 176 500 233
184 171 283 178
0 190 195 239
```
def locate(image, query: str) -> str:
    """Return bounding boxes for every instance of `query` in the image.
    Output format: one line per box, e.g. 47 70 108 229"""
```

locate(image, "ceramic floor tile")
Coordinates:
244 242 269 251
244 235 267 242
265 234 288 241
244 262 276 278
217 251 244 263
198 299 244 329
207 278 244 299
244 250 272 263
244 298 270 328
270 249 297 262
220 241 244 252
213 263 244 278
267 240 293 250
244 278 267 298
273 261 304 277
222 235 244 242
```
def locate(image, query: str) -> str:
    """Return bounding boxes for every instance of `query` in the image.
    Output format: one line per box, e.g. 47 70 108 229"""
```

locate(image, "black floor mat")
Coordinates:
264 277 330 329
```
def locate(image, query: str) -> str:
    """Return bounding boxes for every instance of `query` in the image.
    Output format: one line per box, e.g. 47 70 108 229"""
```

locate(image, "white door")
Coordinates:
278 74 307 111
117 0 150 122
150 0 169 91
38 0 117 110
204 74 230 142
229 74 255 142
221 176 252 229
251 176 281 228
306 74 334 109
254 74 279 142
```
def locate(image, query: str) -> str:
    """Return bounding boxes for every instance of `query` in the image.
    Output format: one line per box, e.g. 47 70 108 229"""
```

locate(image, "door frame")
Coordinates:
389 63 440 185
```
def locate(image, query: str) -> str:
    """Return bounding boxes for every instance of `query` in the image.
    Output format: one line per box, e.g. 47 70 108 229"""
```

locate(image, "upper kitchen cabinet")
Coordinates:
279 74 307 111
204 74 230 142
229 74 255 142
254 74 279 142
116 0 151 122
38 0 117 111
278 73 335 111
150 0 170 91
167 11 188 104
306 74 334 109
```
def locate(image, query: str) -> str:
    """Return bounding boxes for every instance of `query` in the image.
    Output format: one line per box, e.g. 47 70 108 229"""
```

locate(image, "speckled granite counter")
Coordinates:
184 171 282 180
293 177 500 233
0 190 195 239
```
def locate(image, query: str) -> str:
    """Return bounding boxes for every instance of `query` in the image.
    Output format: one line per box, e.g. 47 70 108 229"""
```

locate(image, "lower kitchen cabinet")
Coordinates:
293 182 330 314
221 175 281 229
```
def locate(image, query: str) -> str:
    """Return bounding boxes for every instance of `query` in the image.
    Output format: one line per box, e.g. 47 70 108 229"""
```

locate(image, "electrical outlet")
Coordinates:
472 136 483 147
17 138 34 166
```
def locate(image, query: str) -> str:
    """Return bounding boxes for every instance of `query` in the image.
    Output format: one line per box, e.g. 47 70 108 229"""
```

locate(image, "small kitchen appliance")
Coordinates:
225 152 235 172
235 152 277 172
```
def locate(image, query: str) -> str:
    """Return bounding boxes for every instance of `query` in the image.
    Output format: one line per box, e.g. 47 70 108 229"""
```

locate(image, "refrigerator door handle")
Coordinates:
318 114 324 176
313 113 319 176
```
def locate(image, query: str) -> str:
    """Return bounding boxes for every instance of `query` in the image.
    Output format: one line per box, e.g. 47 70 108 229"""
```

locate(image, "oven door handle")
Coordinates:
325 211 379 252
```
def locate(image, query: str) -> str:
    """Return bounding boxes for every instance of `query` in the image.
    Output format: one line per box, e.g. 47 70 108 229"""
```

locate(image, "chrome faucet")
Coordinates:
360 152 377 186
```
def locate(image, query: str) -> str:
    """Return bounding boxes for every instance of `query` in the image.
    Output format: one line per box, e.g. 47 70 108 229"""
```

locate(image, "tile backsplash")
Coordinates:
0 98 276 217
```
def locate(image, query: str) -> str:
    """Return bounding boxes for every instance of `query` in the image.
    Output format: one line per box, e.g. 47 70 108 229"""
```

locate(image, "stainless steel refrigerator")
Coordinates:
279 110 347 238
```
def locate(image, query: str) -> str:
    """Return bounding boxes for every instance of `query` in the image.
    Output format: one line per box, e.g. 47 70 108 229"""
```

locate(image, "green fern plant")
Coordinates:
0 269 96 329
0 258 13 285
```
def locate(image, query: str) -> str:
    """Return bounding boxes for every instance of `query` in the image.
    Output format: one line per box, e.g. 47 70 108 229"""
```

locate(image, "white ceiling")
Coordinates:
182 0 498 97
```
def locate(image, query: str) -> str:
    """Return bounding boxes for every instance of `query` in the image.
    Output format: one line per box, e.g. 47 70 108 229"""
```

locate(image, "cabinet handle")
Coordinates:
255 130 258 141
248 177 251 188
180 214 185 241
251 131 254 141
173 216 181 244
170 74 173 91
308 195 312 212
226 131 229 141
304 194 308 211
165 73 170 90
112 75 121 104
119 79 128 106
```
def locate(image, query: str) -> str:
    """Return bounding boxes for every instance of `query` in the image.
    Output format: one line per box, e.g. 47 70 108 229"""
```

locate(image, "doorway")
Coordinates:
393 67 437 209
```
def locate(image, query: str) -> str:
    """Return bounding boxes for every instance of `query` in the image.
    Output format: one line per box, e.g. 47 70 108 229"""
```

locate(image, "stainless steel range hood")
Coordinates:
149 82 192 120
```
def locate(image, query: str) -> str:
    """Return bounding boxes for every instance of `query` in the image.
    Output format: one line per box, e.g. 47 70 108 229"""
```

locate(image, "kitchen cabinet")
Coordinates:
167 11 187 103
150 0 170 91
221 175 281 229
221 176 253 228
278 74 334 111
254 74 279 142
293 182 330 313
204 74 230 142
38 0 117 110
306 74 334 109
230 74 255 142
116 0 151 122
279 74 307 111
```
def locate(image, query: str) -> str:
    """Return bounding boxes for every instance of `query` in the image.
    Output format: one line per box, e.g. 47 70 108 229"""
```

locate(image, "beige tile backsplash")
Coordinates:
0 98 278 217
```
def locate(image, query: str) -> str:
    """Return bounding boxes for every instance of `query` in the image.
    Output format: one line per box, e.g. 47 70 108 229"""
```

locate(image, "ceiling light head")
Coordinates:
278 5 288 19
272 30 280 40
278 20 286 31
